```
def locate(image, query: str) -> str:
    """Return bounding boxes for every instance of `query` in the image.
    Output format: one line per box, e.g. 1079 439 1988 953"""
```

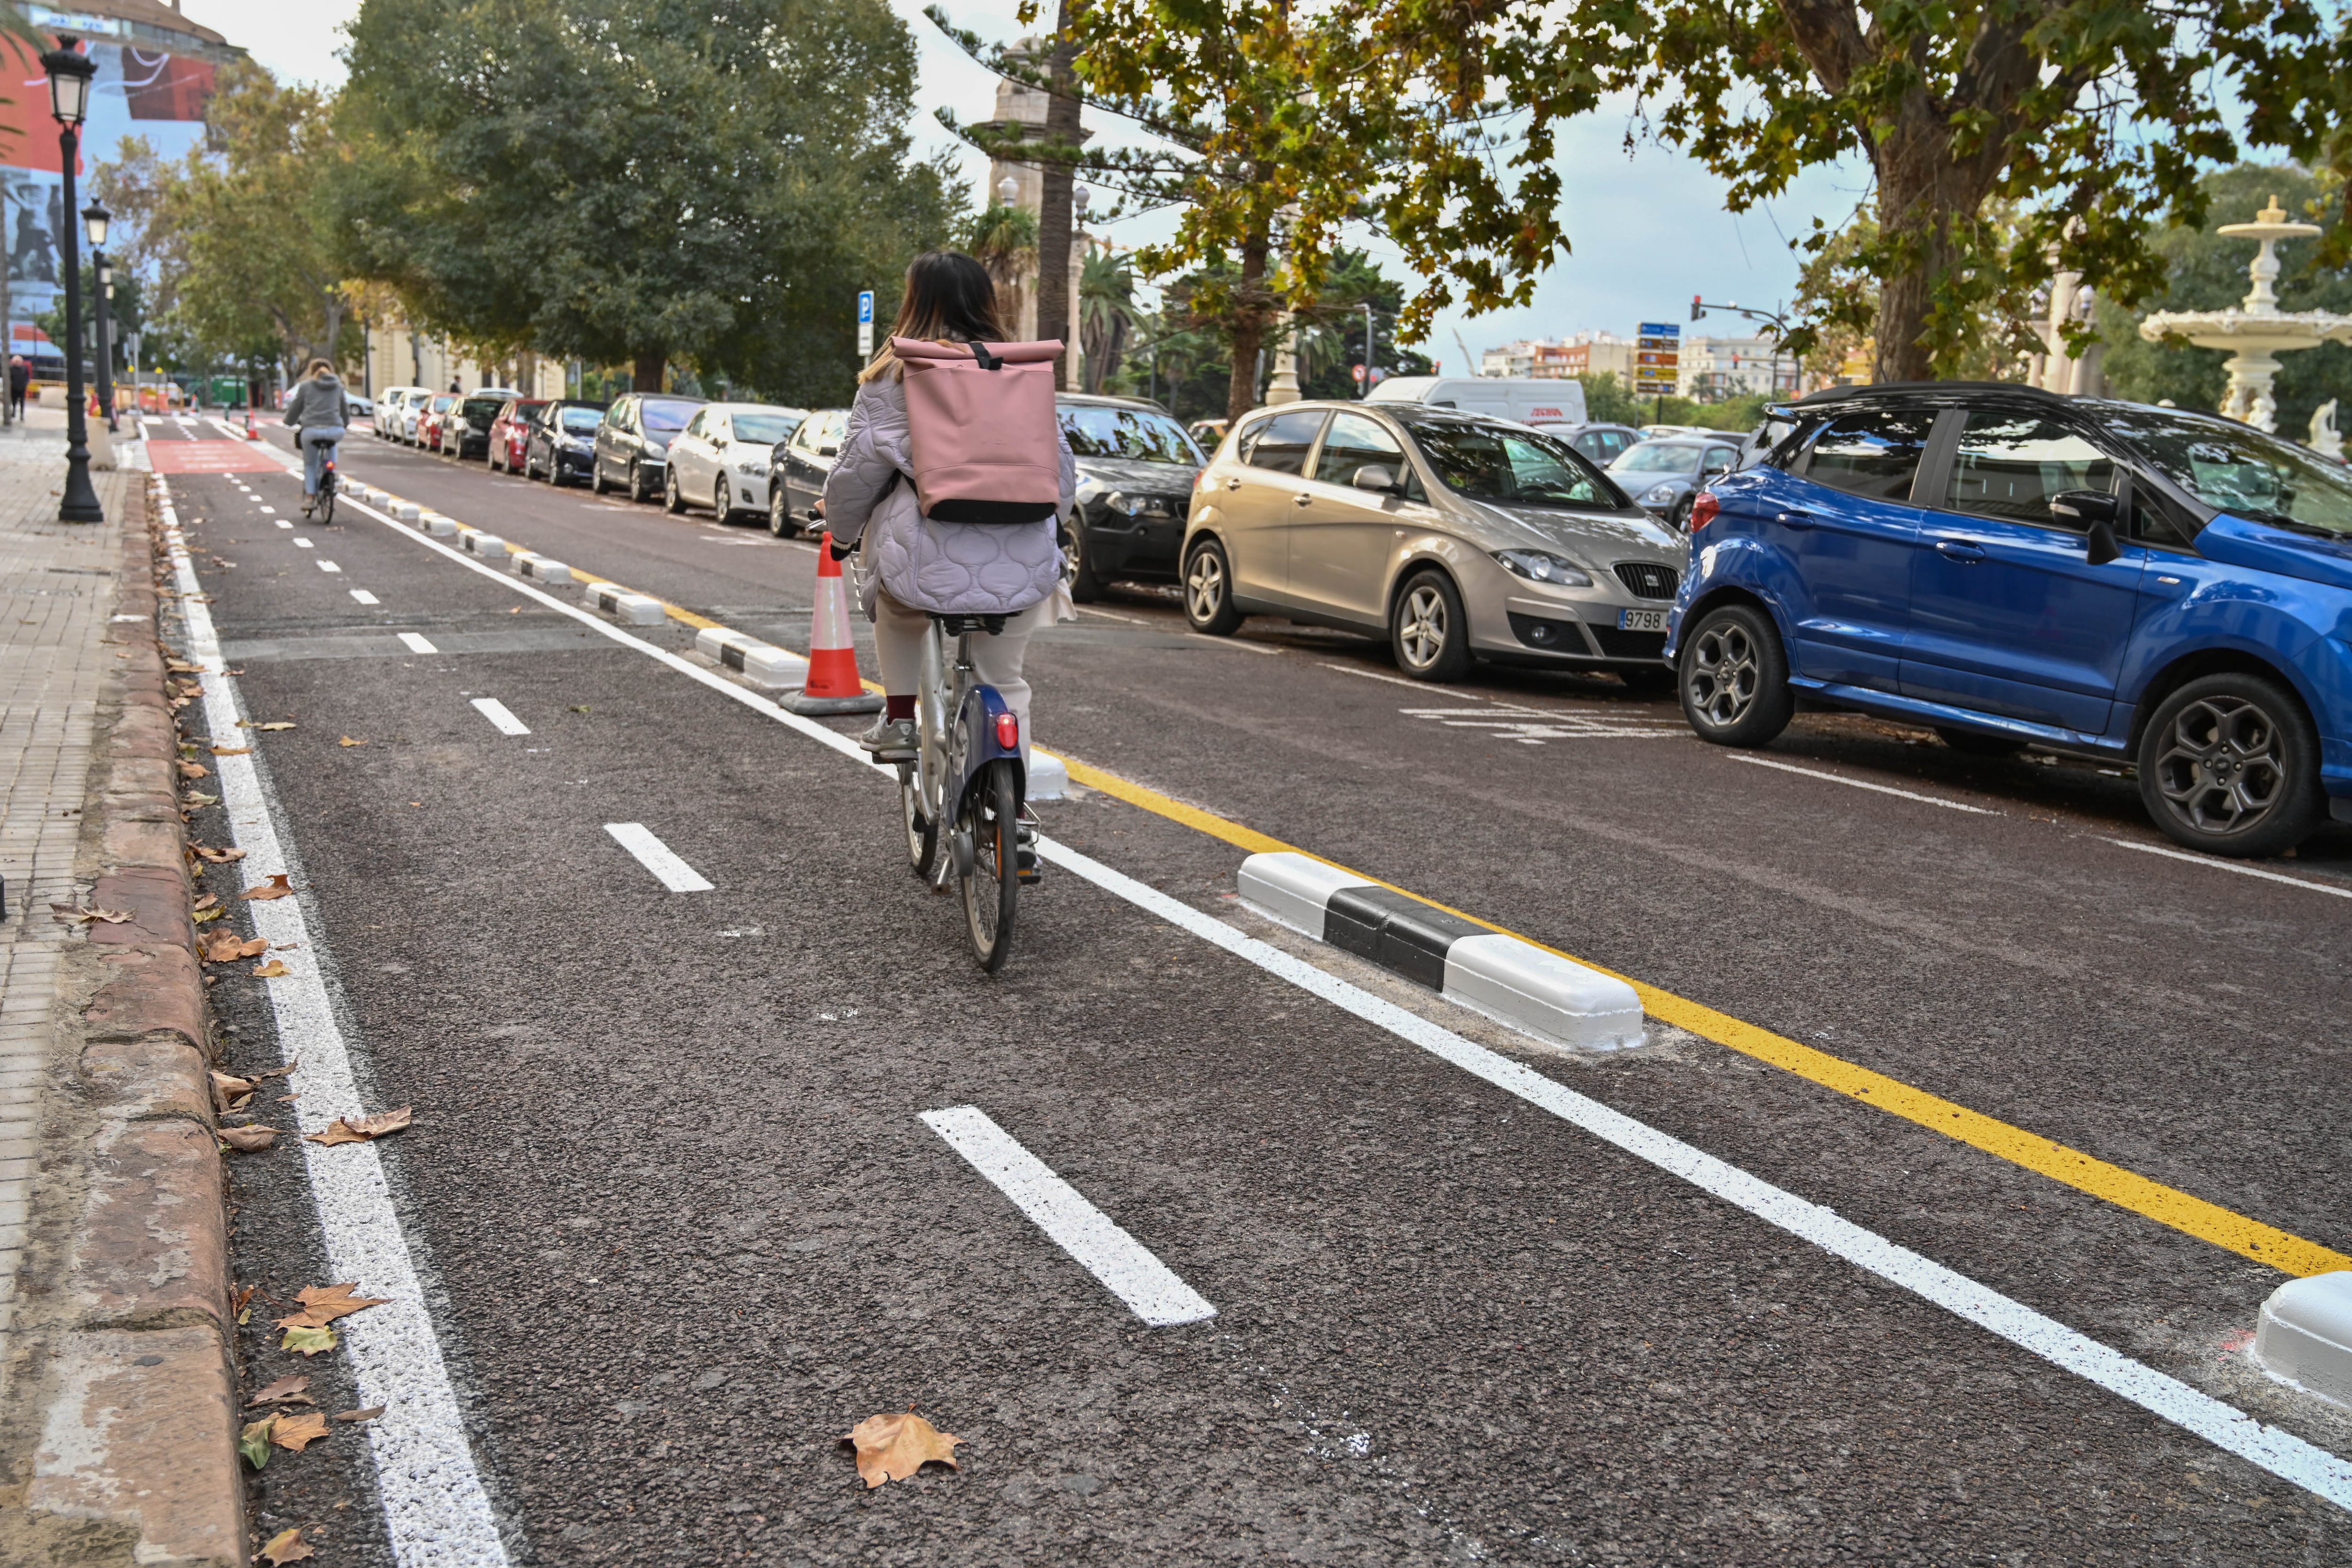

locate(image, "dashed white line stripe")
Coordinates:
469 698 530 736
603 822 713 892
396 632 437 655
157 480 510 1568
1728 754 1997 814
920 1106 1216 1326
350 589 380 605
293 537 312 548
2106 837 2352 900
318 560 342 573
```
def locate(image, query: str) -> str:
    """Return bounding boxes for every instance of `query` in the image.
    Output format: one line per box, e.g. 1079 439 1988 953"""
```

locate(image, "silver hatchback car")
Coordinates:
1181 402 1690 685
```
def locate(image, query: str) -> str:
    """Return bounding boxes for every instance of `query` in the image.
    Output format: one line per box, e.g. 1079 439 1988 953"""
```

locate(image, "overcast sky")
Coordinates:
180 0 1867 373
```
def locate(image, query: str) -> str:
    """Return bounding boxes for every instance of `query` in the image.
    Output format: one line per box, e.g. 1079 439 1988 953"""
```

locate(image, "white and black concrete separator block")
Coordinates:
2257 1270 2352 1408
391 501 421 522
1238 851 1644 1051
459 530 509 560
582 581 666 627
513 552 574 585
692 625 808 690
421 514 458 537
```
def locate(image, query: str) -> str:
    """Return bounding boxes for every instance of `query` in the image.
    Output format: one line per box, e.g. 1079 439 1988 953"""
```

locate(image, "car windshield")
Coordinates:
1610 442 1702 475
2106 409 2352 537
642 401 697 433
431 397 454 412
1059 406 1202 464
731 412 801 445
1409 420 1622 508
560 408 603 434
464 398 503 419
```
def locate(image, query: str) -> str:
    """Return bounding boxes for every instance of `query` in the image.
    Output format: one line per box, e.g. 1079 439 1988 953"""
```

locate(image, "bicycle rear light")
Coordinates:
993 712 1020 750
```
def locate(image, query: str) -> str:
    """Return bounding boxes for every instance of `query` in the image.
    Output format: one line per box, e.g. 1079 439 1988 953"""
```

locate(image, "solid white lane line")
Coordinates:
156 483 510 1568
350 589 380 605
396 632 437 655
469 698 530 736
1031 834 2352 1512
603 823 713 892
1728 754 1997 814
2106 838 2352 901
328 475 2352 1510
318 560 342 573
921 1106 1216 1327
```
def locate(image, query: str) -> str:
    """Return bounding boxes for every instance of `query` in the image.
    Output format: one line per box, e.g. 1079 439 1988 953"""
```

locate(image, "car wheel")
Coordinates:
1669 493 1694 531
715 478 736 524
2136 672 2323 858
1183 538 1244 636
1066 519 1106 603
1391 570 1475 682
768 487 798 537
663 466 685 514
1936 727 2028 758
1677 602 1794 746
629 462 653 504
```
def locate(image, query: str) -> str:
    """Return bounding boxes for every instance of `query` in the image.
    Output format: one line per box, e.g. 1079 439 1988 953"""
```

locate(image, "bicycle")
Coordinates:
897 612 1026 972
300 438 339 525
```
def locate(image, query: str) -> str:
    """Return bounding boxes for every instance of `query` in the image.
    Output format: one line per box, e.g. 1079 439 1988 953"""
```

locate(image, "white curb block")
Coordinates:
460 531 509 560
1029 750 1069 802
692 626 809 689
1237 851 1645 1051
583 581 666 626
514 553 574 585
392 502 421 522
421 515 458 537
2257 1271 2352 1408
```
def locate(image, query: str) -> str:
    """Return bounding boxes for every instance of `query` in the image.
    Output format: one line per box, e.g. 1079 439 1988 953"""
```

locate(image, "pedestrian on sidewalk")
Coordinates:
282 358 351 501
8 354 27 420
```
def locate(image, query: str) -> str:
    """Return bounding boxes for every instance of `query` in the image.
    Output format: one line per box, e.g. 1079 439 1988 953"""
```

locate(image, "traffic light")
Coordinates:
1691 294 1704 323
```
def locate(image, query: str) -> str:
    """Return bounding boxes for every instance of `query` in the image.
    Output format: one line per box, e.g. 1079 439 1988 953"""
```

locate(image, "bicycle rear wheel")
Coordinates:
900 764 937 879
959 759 1019 972
317 478 336 525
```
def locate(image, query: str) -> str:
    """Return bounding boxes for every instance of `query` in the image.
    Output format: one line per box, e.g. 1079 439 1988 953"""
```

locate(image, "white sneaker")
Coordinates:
858 716 916 761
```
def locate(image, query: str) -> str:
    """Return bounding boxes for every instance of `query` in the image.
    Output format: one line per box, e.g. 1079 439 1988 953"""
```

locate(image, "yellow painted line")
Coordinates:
1057 755 2351 1277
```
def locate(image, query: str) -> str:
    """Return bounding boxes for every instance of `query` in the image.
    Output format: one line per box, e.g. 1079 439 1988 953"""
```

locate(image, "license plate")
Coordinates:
1618 608 1669 632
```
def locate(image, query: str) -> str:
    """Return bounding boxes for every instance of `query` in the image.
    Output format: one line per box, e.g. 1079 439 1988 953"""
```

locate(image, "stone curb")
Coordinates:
16 477 246 1567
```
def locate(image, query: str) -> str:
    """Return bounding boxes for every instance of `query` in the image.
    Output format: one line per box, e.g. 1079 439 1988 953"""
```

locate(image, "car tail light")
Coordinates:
1688 492 1721 533
993 712 1020 750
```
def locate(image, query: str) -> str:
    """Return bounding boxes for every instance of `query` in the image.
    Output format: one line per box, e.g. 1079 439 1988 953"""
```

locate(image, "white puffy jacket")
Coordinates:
820 367 1074 617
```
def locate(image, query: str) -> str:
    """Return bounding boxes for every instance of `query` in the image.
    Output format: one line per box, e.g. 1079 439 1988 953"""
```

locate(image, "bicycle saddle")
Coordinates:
932 613 1009 637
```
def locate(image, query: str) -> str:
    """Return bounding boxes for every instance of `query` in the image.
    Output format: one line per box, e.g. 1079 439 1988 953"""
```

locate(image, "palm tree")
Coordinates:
967 202 1039 329
1079 247 1135 393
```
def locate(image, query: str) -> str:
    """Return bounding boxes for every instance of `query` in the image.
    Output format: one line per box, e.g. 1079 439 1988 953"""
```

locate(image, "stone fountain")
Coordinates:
2138 195 2352 438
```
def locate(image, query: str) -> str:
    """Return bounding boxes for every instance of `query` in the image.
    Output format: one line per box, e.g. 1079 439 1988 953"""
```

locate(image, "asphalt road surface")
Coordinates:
153 412 2352 1565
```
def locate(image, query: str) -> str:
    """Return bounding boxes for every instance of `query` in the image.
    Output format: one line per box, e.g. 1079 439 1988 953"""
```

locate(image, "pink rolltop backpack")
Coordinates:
890 336 1065 524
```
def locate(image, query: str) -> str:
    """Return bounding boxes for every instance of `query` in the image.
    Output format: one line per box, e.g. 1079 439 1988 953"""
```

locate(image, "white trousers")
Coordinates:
871 589 1045 769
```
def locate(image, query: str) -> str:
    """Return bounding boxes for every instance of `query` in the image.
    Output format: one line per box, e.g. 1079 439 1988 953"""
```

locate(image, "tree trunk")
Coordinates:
1869 96 2000 383
1225 227 1272 422
1036 0 1082 388
633 349 665 392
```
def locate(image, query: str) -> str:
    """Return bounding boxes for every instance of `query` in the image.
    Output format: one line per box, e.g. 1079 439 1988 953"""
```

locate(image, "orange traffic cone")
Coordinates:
244 410 257 440
783 532 883 716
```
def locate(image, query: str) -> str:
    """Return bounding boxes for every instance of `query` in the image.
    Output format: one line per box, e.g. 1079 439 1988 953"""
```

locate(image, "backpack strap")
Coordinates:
970 342 1003 372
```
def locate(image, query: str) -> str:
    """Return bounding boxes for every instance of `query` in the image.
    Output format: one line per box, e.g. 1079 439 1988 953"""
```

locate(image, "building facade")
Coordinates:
359 325 567 403
1677 333 1803 399
1479 333 1637 382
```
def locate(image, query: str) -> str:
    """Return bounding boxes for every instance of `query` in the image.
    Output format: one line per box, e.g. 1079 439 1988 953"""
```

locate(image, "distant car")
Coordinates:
344 393 375 425
1558 422 1643 467
768 407 849 533
1367 374 1590 428
488 398 550 473
396 390 435 444
441 390 521 459
1639 423 1708 438
1060 392 1207 599
1187 417 1231 453
1607 435 1743 528
592 392 705 502
1181 400 1686 686
376 387 426 439
416 393 457 450
524 400 610 486
663 403 807 522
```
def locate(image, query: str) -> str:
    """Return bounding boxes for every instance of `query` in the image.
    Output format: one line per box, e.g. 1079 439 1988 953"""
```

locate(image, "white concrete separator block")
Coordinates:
392 502 420 522
2257 1271 2352 1408
1238 852 1375 942
1029 750 1069 802
1442 933 1646 1051
422 515 458 537
515 554 573 585
461 532 509 559
694 626 807 690
693 626 748 661
583 582 666 627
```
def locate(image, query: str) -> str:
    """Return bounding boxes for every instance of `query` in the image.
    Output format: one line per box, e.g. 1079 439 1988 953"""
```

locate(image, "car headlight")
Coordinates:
1642 482 1684 505
562 436 591 453
1492 549 1594 587
738 460 767 477
1075 475 1106 505
1104 490 1147 517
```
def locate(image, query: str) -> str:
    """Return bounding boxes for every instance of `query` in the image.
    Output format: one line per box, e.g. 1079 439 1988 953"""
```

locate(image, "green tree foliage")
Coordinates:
2101 165 2352 439
1324 0 2352 382
1079 246 1134 393
332 0 958 403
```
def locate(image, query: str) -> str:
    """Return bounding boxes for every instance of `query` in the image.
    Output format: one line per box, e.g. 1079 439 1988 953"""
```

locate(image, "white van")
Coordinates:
1365 375 1588 428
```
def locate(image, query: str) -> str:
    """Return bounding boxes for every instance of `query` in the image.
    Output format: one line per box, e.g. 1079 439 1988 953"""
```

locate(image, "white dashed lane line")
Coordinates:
350 589 379 605
293 537 312 549
603 822 713 892
318 561 342 573
396 632 438 655
275 520 292 530
469 698 530 736
920 1106 1216 1327
2107 837 2352 900
1728 753 1998 814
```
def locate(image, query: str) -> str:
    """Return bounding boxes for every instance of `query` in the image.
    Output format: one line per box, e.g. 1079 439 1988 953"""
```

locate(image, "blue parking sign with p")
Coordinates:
858 291 874 324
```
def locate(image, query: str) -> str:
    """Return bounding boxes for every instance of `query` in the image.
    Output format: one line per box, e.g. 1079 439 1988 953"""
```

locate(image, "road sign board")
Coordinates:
1636 322 1680 338
858 289 875 358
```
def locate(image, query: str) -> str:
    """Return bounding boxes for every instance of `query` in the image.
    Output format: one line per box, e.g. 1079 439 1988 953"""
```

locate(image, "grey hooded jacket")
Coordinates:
820 367 1074 617
282 374 351 431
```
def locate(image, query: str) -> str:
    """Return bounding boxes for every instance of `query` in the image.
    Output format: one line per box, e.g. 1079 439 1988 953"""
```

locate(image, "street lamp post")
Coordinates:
42 38 102 523
89 204 114 432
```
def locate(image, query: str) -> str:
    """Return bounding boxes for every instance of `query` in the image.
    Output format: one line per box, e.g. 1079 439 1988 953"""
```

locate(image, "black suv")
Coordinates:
446 392 516 460
1060 393 1207 600
593 393 706 503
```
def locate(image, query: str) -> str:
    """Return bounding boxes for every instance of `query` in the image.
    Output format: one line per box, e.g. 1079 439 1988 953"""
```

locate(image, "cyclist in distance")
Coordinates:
821 250 1075 773
282 357 352 511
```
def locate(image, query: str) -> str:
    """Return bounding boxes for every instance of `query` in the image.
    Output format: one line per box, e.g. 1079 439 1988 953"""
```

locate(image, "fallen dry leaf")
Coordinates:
277 1283 391 1329
248 1374 313 1406
305 1106 412 1146
842 1410 963 1489
340 735 366 747
252 1060 298 1081
254 722 296 732
194 893 220 910
270 1411 330 1451
334 1406 386 1422
239 1417 275 1469
210 745 252 756
193 906 225 925
176 759 209 779
201 931 268 963
52 905 133 926
250 959 290 978
196 845 246 863
211 1069 254 1105
183 790 219 805
166 659 201 673
242 875 295 900
220 1125 276 1153
280 1324 338 1356
260 1526 314 1565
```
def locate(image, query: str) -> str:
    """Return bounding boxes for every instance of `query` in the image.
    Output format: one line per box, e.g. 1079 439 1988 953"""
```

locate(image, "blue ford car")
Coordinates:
1666 383 2352 857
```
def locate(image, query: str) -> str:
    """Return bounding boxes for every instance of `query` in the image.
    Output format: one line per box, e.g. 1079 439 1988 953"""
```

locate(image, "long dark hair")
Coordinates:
861 250 1005 382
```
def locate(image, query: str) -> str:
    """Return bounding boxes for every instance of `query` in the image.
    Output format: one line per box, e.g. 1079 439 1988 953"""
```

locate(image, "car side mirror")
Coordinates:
818 443 839 457
1352 464 1402 495
2052 489 2122 564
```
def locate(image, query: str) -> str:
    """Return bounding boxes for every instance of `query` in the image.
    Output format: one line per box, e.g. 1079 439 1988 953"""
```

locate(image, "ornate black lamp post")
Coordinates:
87 203 114 432
41 37 101 523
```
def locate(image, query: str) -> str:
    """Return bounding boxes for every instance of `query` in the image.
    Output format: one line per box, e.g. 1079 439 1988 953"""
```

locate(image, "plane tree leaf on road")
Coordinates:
276 1284 392 1329
305 1107 414 1146
260 1526 315 1564
1322 0 2352 380
842 1409 963 1488
247 1375 314 1406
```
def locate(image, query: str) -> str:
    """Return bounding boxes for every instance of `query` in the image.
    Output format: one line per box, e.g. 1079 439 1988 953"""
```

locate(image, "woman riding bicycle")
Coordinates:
821 251 1075 777
282 358 352 509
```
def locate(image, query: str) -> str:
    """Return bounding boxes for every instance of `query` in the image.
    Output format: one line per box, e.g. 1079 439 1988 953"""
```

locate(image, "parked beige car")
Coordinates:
1180 402 1690 685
